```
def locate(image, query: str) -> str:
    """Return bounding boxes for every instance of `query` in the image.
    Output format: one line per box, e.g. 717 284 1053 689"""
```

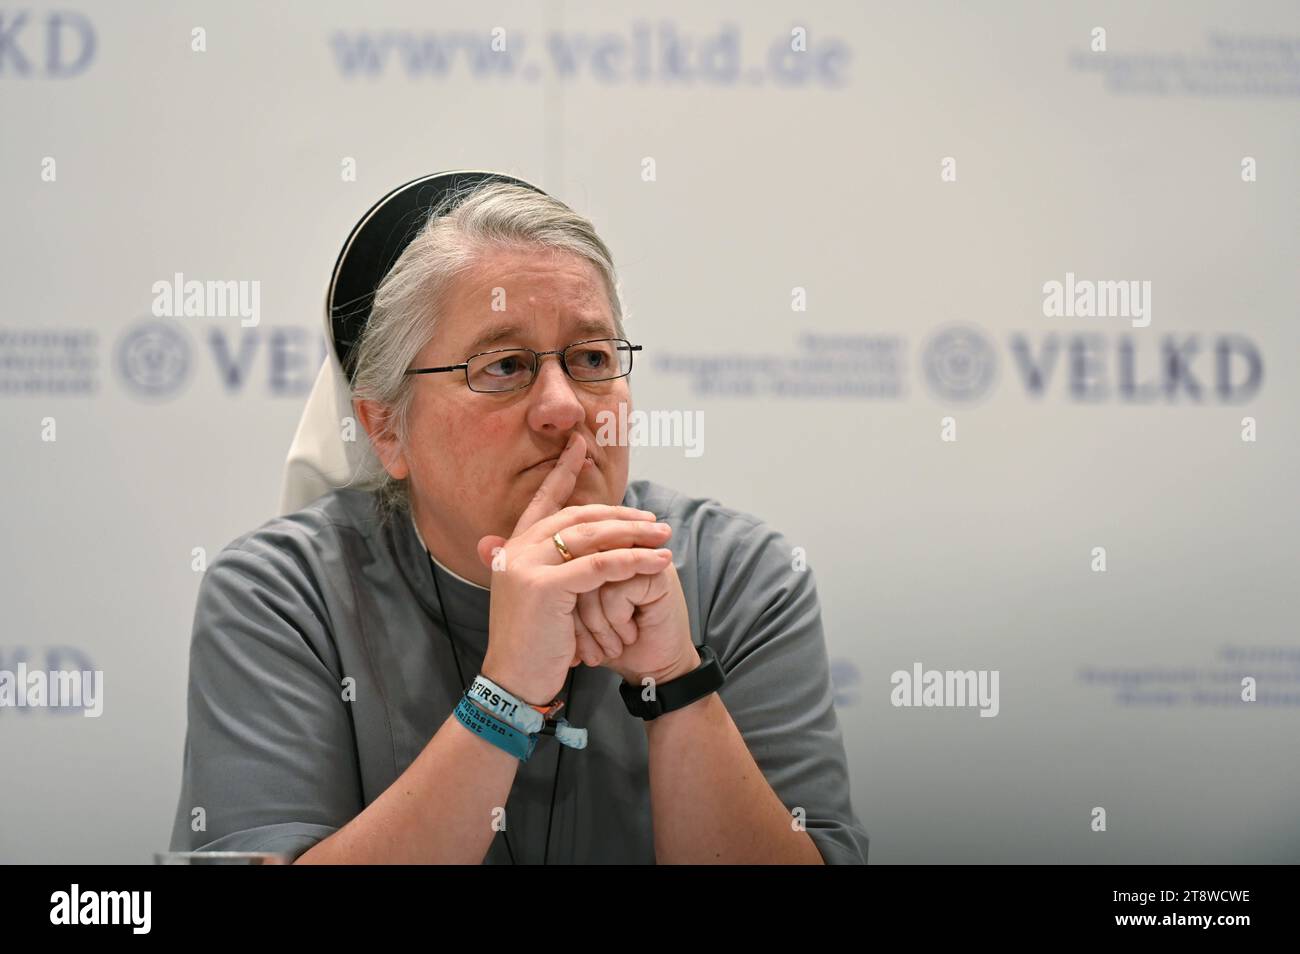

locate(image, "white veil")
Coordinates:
277 344 385 515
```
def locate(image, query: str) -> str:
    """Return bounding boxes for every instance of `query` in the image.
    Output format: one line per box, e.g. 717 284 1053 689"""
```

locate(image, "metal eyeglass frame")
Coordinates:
402 337 643 393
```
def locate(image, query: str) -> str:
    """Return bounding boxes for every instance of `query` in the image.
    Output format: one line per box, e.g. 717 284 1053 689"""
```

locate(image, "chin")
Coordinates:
564 486 602 508
554 469 605 507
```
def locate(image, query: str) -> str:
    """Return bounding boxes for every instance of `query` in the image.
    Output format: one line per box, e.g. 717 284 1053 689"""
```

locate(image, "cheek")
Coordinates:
407 393 486 483
589 383 630 422
440 403 519 484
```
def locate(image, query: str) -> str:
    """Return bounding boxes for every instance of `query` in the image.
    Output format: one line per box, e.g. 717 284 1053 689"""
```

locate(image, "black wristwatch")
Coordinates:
619 644 725 720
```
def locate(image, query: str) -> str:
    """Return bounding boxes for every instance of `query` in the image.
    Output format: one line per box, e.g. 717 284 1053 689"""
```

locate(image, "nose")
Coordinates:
525 355 585 436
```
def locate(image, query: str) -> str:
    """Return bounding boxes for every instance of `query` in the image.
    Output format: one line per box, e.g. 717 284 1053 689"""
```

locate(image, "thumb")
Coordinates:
477 535 508 569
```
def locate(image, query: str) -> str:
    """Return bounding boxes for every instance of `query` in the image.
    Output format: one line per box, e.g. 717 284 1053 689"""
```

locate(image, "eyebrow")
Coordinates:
466 317 617 354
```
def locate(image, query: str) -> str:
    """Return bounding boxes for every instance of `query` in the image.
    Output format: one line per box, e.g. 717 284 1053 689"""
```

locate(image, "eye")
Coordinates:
571 346 611 370
484 354 529 377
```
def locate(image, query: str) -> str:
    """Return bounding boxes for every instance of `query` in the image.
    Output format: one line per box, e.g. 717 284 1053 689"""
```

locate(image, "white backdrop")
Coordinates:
1 0 1297 863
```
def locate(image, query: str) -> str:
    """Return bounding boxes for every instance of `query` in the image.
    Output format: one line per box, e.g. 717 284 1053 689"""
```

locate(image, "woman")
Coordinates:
169 171 869 864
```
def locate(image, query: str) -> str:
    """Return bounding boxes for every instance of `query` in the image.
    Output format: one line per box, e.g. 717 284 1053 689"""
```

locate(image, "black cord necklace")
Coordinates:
427 552 574 866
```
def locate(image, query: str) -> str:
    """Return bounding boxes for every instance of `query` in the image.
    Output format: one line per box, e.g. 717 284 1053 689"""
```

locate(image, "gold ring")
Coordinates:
552 532 575 562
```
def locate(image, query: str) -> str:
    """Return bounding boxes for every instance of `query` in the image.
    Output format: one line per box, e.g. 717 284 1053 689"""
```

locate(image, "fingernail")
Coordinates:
654 523 671 532
566 433 578 449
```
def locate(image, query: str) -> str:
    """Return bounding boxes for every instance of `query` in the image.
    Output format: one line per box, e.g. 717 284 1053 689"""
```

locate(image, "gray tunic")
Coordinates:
168 480 869 864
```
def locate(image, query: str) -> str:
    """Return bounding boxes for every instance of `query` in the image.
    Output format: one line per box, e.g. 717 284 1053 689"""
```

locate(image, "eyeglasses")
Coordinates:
404 337 642 393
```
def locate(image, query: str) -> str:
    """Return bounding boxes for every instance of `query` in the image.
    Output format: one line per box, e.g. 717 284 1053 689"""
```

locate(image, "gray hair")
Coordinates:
349 180 627 522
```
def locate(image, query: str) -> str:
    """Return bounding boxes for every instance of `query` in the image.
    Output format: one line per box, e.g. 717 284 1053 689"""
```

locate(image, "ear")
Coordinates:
354 397 410 480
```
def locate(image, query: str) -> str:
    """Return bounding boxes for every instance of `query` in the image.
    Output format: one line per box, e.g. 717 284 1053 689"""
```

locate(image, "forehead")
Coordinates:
441 244 613 348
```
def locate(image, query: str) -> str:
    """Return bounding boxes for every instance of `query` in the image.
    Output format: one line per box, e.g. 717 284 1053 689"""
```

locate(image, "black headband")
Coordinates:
326 170 546 380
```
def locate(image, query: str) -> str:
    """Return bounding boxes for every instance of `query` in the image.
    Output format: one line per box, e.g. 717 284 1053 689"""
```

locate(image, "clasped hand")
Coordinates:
475 433 695 707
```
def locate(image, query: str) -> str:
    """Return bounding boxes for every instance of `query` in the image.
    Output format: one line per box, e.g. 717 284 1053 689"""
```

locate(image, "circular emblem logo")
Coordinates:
922 325 997 403
116 321 191 400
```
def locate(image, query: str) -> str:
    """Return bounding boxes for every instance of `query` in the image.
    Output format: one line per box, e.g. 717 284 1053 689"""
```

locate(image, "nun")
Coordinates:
168 171 869 864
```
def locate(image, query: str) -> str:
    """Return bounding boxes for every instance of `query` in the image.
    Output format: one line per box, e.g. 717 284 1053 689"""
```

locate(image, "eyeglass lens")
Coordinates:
465 339 633 392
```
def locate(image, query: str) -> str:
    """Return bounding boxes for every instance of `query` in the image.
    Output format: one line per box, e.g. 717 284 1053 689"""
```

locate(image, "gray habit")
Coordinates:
169 480 869 863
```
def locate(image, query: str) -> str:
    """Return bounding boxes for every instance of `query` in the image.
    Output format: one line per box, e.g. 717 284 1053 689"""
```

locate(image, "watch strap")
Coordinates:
619 644 724 721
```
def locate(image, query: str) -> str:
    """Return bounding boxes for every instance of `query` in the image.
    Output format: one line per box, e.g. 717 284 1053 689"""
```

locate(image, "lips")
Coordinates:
522 451 597 474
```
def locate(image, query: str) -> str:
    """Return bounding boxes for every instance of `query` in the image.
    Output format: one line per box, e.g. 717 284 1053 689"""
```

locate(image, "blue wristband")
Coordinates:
454 695 538 761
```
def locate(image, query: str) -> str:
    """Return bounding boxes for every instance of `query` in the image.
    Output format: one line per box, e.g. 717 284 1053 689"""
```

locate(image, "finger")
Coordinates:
477 535 507 569
527 504 658 544
572 609 607 667
577 590 624 659
599 576 656 646
489 509 658 571
548 547 674 595
542 519 671 562
512 432 589 537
